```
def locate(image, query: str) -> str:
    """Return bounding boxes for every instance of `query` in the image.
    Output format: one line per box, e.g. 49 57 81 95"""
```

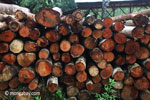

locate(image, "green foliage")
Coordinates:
52 88 67 100
35 96 42 100
14 0 77 13
95 78 116 100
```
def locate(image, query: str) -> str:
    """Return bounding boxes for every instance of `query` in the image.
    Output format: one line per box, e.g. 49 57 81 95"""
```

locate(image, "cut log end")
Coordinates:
35 8 60 27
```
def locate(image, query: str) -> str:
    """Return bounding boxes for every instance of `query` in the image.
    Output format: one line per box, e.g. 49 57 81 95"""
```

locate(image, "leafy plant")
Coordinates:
52 88 67 100
14 0 77 13
95 78 116 100
35 96 42 100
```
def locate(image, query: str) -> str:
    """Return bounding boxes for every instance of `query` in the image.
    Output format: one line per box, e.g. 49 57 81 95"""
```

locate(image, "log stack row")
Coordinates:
0 7 150 100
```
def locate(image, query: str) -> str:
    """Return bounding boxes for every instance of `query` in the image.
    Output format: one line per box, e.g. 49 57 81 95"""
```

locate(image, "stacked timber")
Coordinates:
0 6 150 100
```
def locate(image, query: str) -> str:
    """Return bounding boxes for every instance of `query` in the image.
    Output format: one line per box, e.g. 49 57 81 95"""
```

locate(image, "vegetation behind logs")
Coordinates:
0 5 150 100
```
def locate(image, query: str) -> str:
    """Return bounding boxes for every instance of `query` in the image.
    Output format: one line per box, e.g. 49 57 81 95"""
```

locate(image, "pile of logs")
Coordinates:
0 4 150 100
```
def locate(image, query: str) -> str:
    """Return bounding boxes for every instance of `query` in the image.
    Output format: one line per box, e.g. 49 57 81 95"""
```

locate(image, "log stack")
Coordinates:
0 7 150 100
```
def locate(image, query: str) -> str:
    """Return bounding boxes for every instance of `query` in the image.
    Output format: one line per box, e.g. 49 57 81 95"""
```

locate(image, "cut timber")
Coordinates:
0 30 14 42
115 44 124 52
67 86 79 97
24 41 37 52
29 28 40 40
86 80 94 92
62 14 75 25
8 20 21 32
92 29 102 39
69 34 79 44
94 19 103 30
0 62 5 74
133 14 148 26
72 10 84 21
90 48 103 63
97 59 107 69
140 90 150 100
104 52 115 62
17 53 36 67
58 23 69 36
15 10 27 20
18 67 35 83
78 90 90 100
70 44 85 58
113 81 123 89
16 94 30 100
81 27 92 37
52 62 63 77
129 63 143 78
103 17 113 28
25 19 36 29
61 53 71 63
100 64 113 79
47 76 58 93
103 28 113 39
2 53 16 65
50 43 59 53
145 24 150 34
132 27 144 40
112 9 150 21
143 59 150 71
71 22 82 33
76 71 87 82
9 77 19 89
115 55 125 66
125 40 140 55
121 86 138 100
63 75 75 86
45 30 59 42
0 81 8 90
75 56 86 72
53 52 60 61
135 47 149 60
124 76 134 85
28 78 38 90
124 20 135 26
114 33 126 44
88 65 99 77
36 59 52 77
35 8 60 27
134 77 149 91
99 39 115 52
140 34 150 45
114 21 124 32
19 26 30 38
0 22 7 31
0 43 8 53
2 65 18 81
76 81 85 90
39 49 49 59
10 39 23 53
65 63 76 75
60 40 71 52
84 37 97 49
92 83 102 94
37 36 49 47
52 7 63 16
68 97 77 100
121 26 135 38
84 15 95 26
112 67 125 81
126 55 136 64
92 75 101 83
